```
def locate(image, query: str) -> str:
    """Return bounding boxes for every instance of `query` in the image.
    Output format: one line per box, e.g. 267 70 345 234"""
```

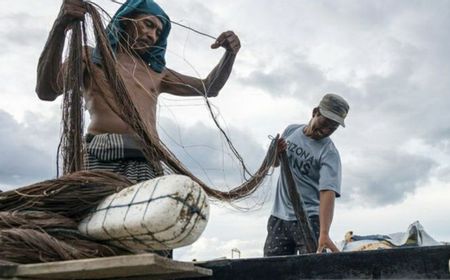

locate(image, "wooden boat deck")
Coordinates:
0 253 211 280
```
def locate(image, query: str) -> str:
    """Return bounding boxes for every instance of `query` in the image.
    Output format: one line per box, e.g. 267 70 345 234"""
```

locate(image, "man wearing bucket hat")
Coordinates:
264 93 350 256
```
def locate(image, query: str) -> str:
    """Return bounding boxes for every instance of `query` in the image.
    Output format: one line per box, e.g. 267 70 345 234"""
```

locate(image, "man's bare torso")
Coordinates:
84 51 163 137
35 0 240 141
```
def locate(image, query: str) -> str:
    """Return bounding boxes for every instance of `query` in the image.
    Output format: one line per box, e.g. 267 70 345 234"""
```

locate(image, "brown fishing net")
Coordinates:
59 20 85 175
0 228 127 264
0 172 133 264
0 171 132 221
0 211 77 230
63 3 280 202
0 2 279 264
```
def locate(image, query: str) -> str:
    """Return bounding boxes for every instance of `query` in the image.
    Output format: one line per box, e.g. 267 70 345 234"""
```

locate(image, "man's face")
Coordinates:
305 108 340 140
123 14 163 55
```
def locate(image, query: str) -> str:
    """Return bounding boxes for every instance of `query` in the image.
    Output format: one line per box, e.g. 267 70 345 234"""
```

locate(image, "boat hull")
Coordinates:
187 245 450 279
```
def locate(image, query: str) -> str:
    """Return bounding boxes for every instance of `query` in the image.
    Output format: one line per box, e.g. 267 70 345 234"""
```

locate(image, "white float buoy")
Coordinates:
78 175 209 251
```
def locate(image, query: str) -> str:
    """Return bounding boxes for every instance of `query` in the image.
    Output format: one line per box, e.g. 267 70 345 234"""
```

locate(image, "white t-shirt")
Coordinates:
271 124 342 221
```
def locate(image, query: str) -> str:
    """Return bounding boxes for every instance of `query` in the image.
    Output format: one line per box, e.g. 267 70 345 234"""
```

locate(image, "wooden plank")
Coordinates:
6 254 211 279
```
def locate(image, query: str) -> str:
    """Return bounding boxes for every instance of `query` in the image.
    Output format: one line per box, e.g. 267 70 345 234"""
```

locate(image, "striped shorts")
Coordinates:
84 133 160 183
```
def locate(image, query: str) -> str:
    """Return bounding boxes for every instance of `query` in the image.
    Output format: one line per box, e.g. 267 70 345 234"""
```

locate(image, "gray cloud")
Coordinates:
436 167 450 183
238 57 326 98
0 110 59 190
162 0 221 57
237 52 361 105
158 117 268 187
342 149 436 206
0 13 48 53
165 1 218 34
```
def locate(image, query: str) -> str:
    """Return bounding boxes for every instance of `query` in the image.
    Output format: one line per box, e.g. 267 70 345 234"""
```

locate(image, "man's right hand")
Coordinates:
272 134 287 167
58 0 86 27
277 136 287 153
211 31 241 55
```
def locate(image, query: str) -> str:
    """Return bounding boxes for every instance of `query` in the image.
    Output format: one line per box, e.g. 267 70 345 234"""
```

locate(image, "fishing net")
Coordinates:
0 1 280 264
59 2 279 202
0 211 77 230
0 172 133 264
0 228 127 264
0 171 132 221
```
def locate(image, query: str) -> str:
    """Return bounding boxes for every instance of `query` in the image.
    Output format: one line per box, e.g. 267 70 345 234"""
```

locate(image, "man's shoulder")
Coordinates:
282 124 304 137
321 138 341 159
285 123 304 130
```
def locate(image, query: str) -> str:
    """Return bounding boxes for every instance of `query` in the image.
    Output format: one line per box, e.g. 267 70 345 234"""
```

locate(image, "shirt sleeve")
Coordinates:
319 143 342 197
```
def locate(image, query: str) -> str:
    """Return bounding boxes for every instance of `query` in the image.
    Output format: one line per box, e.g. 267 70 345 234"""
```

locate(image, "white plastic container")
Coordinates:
78 175 209 251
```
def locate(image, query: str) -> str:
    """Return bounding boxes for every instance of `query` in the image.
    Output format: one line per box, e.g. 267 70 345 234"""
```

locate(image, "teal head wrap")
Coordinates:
93 0 171 73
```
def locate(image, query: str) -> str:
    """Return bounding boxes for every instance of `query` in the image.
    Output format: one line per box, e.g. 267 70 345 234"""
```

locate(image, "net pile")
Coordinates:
0 171 132 264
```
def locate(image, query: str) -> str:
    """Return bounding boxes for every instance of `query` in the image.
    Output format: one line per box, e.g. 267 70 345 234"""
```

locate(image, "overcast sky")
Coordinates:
1 0 449 261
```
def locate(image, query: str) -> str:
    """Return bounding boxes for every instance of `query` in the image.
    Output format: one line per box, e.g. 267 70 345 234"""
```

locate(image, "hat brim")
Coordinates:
319 108 346 127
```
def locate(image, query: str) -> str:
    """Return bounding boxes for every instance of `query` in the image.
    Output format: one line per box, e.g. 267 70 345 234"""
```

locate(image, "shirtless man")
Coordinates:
36 0 240 182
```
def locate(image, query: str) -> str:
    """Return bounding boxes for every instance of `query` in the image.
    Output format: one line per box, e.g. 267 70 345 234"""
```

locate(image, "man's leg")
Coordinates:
263 215 296 256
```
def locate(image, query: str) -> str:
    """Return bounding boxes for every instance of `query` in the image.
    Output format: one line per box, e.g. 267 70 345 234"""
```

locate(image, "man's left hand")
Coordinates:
211 31 240 54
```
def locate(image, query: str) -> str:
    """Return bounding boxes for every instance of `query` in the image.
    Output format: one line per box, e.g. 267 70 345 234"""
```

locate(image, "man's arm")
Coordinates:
160 31 240 97
317 190 339 253
36 0 86 101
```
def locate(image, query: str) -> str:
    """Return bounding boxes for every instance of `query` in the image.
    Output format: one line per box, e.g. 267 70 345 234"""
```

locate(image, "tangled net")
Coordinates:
1 1 280 264
0 171 132 264
58 2 279 202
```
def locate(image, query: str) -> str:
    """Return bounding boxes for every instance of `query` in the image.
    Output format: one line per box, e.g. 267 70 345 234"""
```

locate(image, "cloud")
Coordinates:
342 149 436 206
334 179 450 241
238 57 326 98
0 110 59 190
174 204 270 260
163 0 218 35
237 52 360 105
0 13 48 53
158 117 272 190
175 236 262 261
